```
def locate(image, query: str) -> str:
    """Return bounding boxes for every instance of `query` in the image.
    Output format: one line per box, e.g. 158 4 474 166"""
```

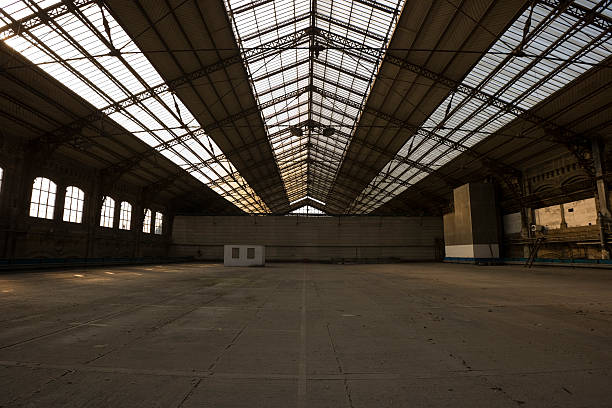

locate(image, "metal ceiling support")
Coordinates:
537 0 611 31
353 0 400 15
311 83 523 179
327 177 447 214
295 119 461 186
31 28 310 149
0 0 97 40
228 0 274 16
212 115 459 189
117 82 510 187
101 86 311 178
315 26 595 172
314 12 386 43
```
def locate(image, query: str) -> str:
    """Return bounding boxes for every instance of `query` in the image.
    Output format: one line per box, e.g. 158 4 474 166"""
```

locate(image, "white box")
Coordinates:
223 245 265 266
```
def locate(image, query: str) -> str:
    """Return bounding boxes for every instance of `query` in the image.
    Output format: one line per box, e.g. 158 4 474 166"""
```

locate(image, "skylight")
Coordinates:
225 0 406 205
289 204 327 216
348 0 612 213
0 0 268 213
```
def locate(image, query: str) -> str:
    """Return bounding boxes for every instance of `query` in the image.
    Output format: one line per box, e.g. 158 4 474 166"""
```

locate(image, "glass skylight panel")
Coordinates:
350 1 611 213
225 0 405 203
289 204 326 216
1 1 267 213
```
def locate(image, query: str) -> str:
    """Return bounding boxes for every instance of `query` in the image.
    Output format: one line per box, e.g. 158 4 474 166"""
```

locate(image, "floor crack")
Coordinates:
326 323 354 408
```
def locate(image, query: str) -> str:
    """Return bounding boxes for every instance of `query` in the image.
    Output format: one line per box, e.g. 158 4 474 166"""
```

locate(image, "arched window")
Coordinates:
119 201 132 230
154 212 163 235
63 186 85 223
100 196 115 228
29 177 56 219
143 209 151 233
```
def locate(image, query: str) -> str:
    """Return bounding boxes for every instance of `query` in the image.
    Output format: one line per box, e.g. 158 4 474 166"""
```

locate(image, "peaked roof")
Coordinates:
1 0 610 215
224 0 406 206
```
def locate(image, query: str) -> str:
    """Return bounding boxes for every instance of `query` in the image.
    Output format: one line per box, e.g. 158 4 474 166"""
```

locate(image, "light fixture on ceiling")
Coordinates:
312 41 325 59
290 126 303 137
322 127 335 137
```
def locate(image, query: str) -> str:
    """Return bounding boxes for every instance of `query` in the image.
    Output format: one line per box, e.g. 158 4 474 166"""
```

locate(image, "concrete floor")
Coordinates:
0 263 611 407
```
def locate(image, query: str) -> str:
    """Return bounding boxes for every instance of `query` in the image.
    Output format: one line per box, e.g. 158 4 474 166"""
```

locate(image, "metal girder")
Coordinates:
31 27 309 149
355 0 401 15
104 81 512 197
313 57 372 84
314 11 386 43
311 83 522 176
0 0 97 40
538 0 612 31
252 58 309 83
273 119 460 195
284 118 461 186
314 23 594 162
228 0 274 16
125 84 495 186
102 85 311 178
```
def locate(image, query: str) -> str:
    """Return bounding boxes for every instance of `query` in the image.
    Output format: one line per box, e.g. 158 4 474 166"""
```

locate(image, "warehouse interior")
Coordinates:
0 0 611 406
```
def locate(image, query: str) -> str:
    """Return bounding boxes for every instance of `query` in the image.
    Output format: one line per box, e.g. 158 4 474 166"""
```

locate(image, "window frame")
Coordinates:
29 177 57 220
118 201 132 230
99 196 116 228
154 211 163 235
143 208 152 233
62 185 85 224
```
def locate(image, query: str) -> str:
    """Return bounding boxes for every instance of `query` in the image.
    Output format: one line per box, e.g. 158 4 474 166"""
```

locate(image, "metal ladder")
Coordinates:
525 237 544 268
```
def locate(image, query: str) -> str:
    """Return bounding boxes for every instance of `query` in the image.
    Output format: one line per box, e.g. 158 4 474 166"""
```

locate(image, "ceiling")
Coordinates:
0 0 610 215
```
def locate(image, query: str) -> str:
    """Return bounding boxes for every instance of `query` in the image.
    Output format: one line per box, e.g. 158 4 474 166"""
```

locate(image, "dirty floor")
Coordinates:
0 262 611 407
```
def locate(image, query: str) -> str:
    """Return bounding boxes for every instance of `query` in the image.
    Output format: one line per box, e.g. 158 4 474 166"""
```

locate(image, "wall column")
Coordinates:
559 203 568 229
2 149 29 259
592 138 610 259
592 138 610 218
443 182 500 261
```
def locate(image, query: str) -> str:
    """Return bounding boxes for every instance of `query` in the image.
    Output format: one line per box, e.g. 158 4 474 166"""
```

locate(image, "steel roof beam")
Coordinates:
102 86 312 177
315 24 594 171
0 0 96 40
538 0 611 31
31 28 310 149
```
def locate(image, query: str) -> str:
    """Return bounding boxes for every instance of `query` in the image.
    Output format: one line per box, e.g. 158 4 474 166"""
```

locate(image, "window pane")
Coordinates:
143 209 151 233
154 212 163 235
63 186 84 223
100 196 115 228
29 177 56 219
119 201 132 230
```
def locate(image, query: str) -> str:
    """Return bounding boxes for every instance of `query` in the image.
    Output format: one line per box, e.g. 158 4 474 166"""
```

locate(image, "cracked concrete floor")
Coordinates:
0 262 611 407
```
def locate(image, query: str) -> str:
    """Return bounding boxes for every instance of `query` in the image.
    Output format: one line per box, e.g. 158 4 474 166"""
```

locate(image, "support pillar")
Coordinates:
443 183 499 261
592 138 611 218
592 138 610 259
559 203 568 229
